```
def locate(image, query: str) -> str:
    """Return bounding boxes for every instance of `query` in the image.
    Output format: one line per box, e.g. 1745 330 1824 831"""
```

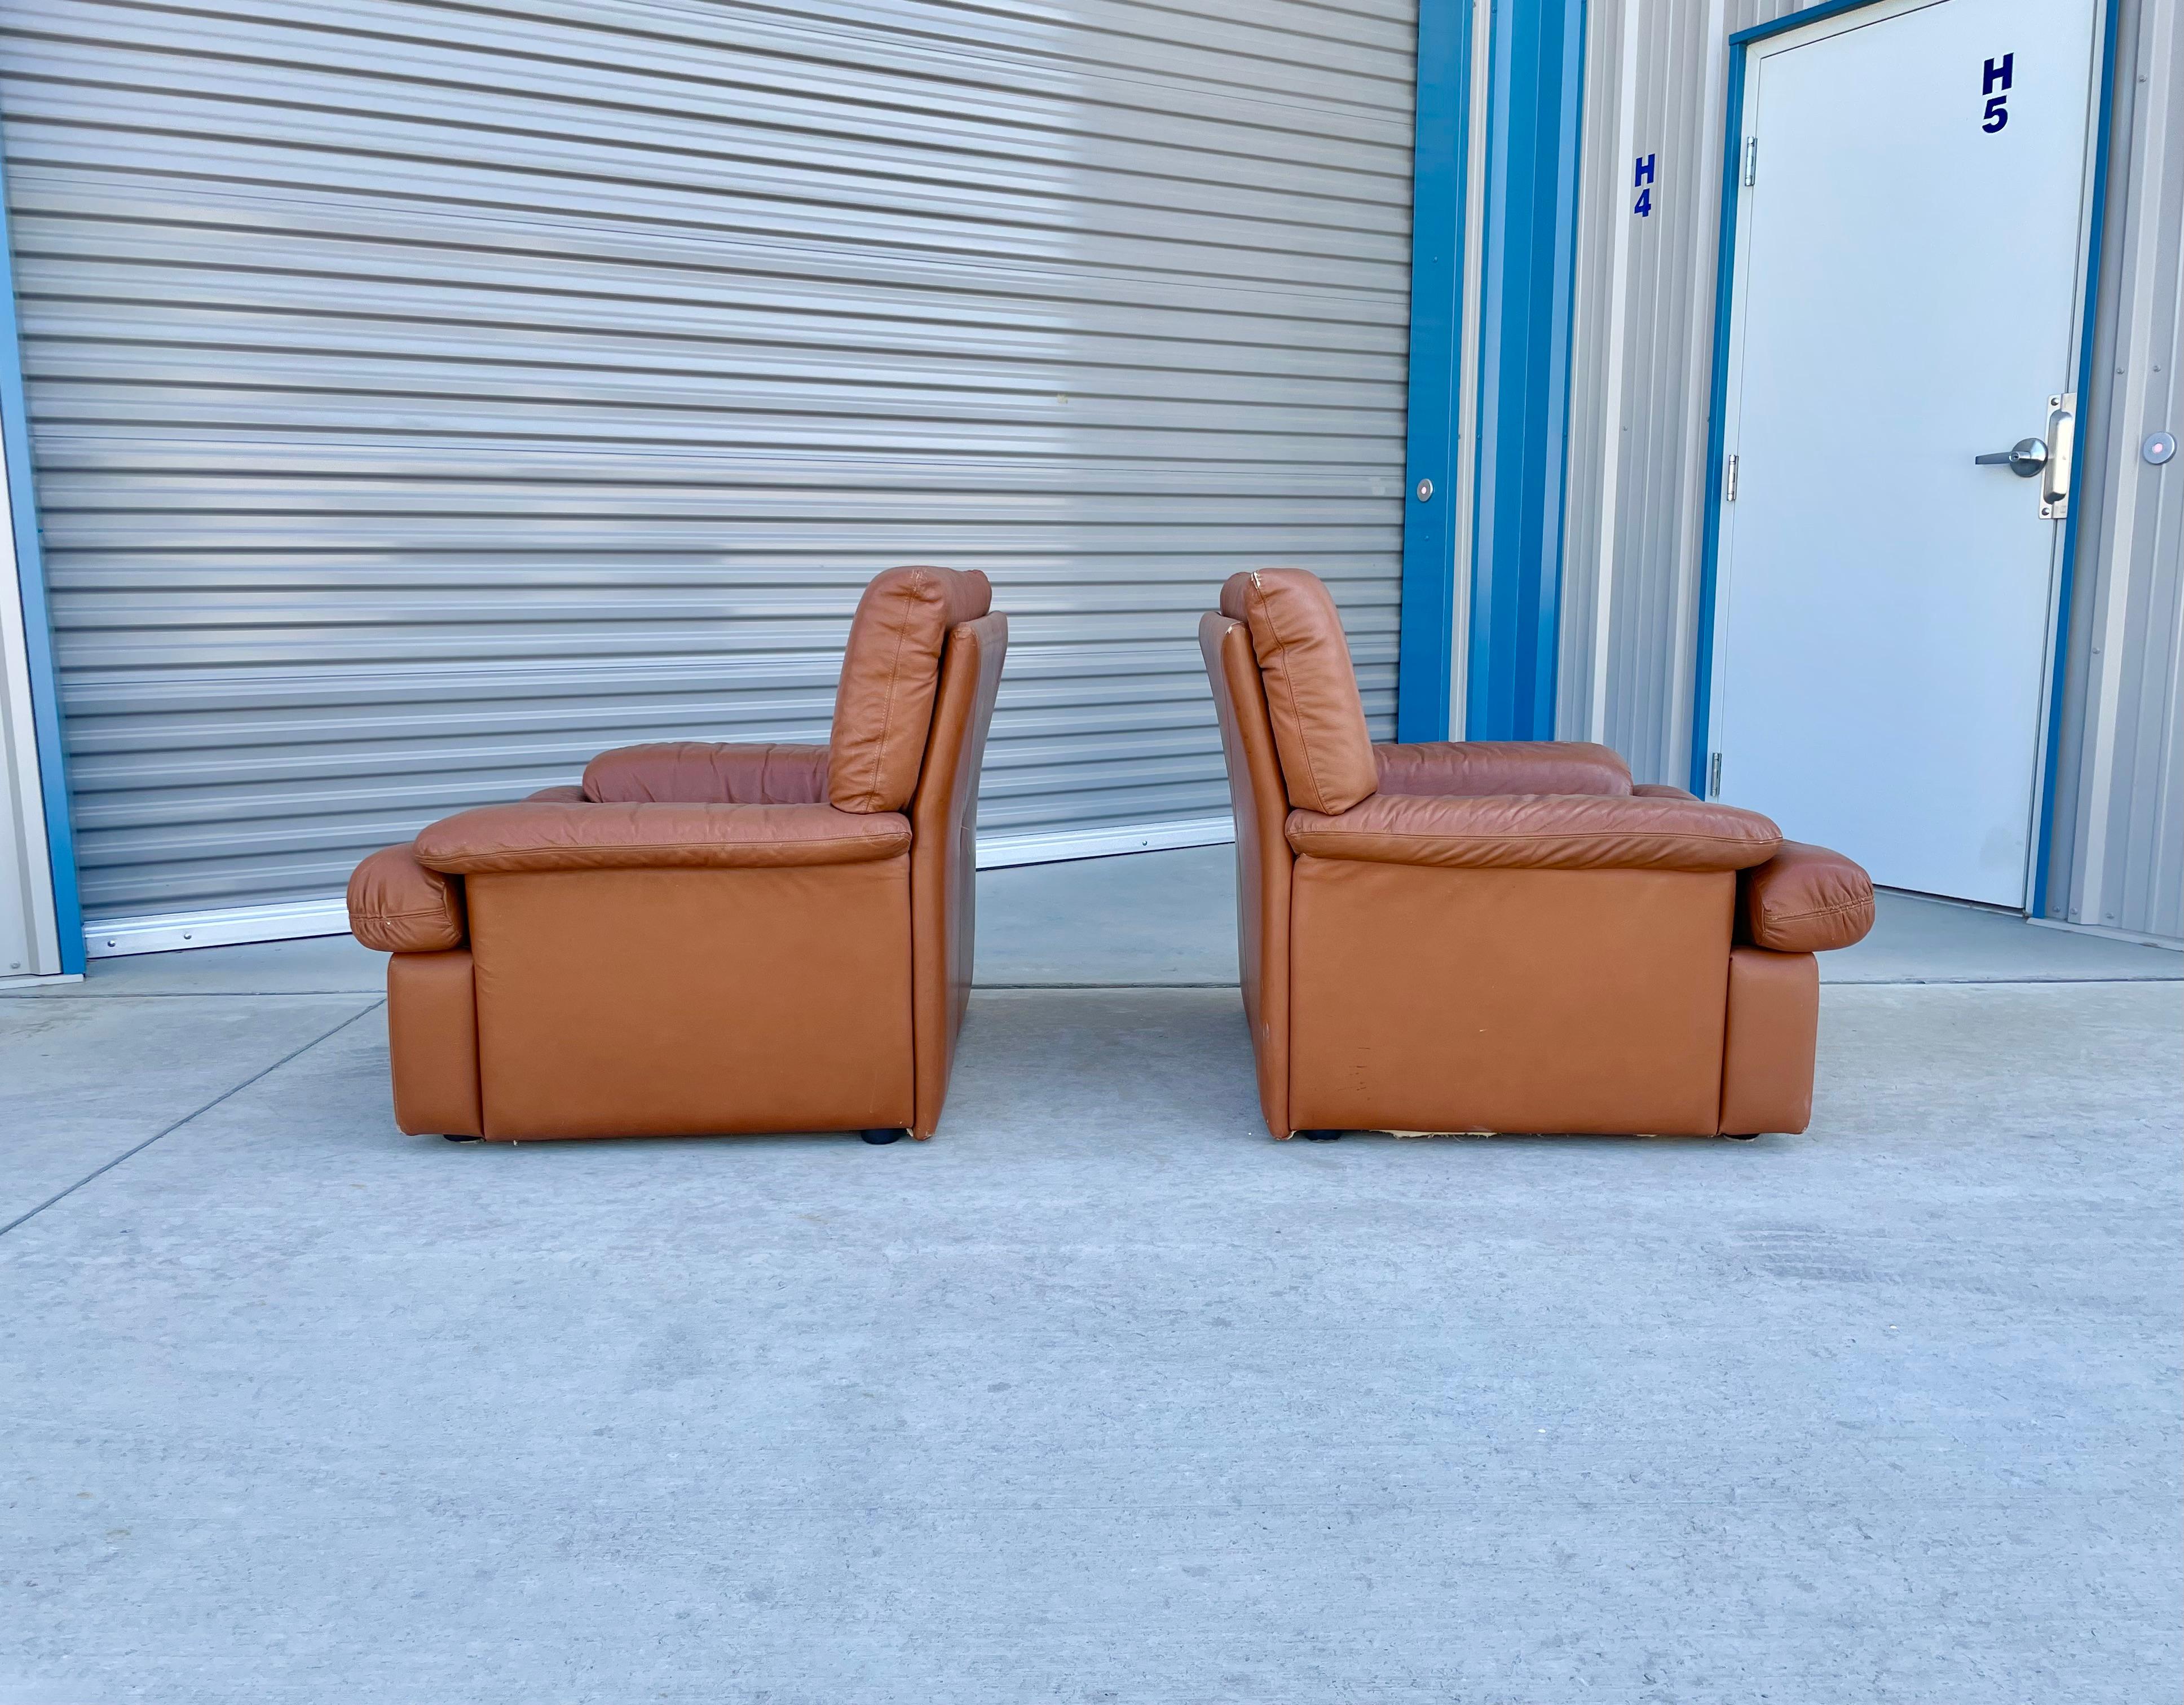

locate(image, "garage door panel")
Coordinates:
0 0 1415 924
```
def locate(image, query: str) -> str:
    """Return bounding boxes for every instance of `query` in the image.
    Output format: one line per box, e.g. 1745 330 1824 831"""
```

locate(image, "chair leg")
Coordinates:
442 1133 482 1143
1296 1129 1344 1142
861 1128 907 1145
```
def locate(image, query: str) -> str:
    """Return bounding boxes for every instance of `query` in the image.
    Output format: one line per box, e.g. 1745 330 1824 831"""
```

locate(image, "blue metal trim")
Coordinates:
2033 0 2121 919
1463 0 1587 743
1397 0 1477 741
0 134 83 972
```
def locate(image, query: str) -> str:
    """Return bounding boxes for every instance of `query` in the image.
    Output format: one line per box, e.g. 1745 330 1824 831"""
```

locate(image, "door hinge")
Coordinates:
1708 752 1723 797
1742 138 1758 186
1723 453 1739 502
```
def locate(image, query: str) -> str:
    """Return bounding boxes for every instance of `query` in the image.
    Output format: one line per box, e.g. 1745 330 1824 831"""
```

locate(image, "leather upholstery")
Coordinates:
1199 612 1294 1140
350 566 1004 1142
386 949 482 1137
1739 841 1877 952
830 565 992 813
1289 862 1735 1136
1374 740 1631 797
469 862 914 1139
1633 782 1699 801
1720 946 1820 1135
414 800 910 872
348 843 466 952
1285 792 1783 871
1217 569 1378 814
1198 566 1868 1141
583 741 828 805
910 613 1008 1139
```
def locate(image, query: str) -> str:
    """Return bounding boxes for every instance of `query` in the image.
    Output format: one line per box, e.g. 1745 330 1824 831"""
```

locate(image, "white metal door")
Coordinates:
1708 0 2103 906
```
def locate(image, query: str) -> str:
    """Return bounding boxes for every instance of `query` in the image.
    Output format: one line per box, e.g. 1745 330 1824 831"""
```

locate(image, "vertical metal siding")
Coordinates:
0 0 1417 924
2047 0 2183 942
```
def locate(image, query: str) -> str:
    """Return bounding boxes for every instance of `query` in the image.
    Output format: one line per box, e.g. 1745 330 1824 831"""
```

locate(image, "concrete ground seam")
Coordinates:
0 997 385 1239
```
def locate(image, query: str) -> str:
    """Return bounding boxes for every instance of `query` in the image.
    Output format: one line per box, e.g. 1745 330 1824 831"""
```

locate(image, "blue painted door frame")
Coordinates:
1400 0 1588 743
0 147 83 973
1395 0 1476 741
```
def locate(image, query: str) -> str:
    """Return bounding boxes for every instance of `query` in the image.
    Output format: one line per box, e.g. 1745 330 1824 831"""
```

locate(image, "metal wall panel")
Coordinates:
1561 0 2178 943
2046 0 2183 942
1560 0 1800 778
0 0 1417 925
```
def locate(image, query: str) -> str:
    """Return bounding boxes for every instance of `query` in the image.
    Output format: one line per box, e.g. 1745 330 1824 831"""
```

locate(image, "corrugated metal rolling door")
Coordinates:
0 0 1417 941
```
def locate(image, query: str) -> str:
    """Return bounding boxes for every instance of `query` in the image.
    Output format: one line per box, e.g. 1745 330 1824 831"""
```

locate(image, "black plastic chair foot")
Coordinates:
442 1133 482 1143
1296 1129 1344 1142
1724 1132 1761 1141
861 1128 907 1145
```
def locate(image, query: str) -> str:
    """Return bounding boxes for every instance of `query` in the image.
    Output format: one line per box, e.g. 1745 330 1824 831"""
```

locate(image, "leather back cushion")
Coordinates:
1217 568 1378 815
583 742 828 805
1374 740 1632 798
829 566 993 812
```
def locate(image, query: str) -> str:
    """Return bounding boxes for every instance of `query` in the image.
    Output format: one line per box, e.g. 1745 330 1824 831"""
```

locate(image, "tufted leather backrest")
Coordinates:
1217 568 1378 815
828 565 993 812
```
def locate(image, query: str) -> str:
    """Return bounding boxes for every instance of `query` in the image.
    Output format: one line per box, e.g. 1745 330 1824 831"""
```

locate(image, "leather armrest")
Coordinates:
1286 792 1781 871
348 843 466 952
1738 841 1874 951
1633 782 1698 802
413 800 909 873
1373 740 1631 797
527 785 586 803
582 741 830 805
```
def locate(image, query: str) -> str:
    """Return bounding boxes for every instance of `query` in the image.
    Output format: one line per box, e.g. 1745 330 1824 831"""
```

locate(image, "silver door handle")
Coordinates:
1974 438 2048 476
2040 394 2074 519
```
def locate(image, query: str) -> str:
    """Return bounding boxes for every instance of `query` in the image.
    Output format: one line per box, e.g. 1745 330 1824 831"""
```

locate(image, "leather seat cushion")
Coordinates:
1286 792 1784 872
414 800 911 873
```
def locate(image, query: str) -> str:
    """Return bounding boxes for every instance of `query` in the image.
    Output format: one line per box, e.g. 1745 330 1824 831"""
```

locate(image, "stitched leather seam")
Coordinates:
1296 828 1773 846
861 569 926 811
1252 577 1333 812
1762 897 1872 922
427 835 907 862
355 905 456 922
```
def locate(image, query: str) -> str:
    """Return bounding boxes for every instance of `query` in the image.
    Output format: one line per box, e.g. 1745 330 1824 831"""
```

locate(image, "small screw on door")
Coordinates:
1415 477 1434 502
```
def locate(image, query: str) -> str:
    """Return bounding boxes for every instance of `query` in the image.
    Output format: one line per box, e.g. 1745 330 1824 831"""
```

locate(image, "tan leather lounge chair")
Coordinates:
1199 568 1875 1142
346 566 1005 1145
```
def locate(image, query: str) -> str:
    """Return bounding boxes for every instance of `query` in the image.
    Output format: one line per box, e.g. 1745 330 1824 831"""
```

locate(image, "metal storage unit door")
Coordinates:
0 0 1417 939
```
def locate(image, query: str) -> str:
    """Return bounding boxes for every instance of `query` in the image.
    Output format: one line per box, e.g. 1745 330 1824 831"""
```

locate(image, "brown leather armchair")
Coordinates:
346 566 1005 1145
1200 568 1874 1141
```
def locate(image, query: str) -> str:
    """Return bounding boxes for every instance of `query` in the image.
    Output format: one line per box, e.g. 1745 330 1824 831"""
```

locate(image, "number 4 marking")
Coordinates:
1633 153 1654 217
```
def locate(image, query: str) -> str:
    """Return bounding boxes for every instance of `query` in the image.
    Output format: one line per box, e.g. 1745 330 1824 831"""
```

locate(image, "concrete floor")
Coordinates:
2 848 2178 1703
